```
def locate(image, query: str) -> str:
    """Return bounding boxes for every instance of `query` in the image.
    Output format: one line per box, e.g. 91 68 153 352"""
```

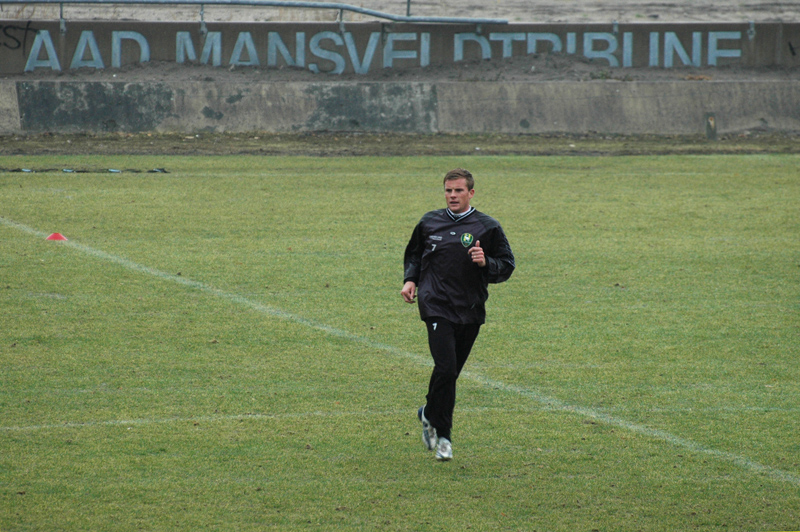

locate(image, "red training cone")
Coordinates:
46 233 68 241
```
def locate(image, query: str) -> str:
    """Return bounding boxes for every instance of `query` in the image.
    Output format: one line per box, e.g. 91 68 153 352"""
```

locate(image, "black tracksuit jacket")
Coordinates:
403 207 515 325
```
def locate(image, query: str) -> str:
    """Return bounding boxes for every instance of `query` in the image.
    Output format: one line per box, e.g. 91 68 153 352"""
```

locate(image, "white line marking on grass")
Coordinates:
461 374 800 486
4 217 799 487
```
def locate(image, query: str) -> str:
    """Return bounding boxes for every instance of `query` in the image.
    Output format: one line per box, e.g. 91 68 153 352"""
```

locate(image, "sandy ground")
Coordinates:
2 0 798 24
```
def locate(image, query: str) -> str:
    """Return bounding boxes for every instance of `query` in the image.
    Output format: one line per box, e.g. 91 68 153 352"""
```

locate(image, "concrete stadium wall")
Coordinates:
2 21 798 136
1 79 799 135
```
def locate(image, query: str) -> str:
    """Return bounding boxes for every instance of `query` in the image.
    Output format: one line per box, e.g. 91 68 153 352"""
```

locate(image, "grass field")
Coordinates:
1 154 799 531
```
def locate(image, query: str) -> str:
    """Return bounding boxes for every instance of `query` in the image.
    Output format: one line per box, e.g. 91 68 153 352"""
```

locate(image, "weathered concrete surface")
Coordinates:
4 80 800 135
0 82 21 132
302 83 438 132
16 81 175 132
160 82 437 132
163 83 314 132
435 81 800 134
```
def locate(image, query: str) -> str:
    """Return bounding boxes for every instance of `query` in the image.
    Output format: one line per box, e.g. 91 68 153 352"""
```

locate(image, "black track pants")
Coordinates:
424 317 481 441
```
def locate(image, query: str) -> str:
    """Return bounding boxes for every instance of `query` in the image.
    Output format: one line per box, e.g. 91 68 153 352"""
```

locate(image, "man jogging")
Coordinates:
401 168 515 461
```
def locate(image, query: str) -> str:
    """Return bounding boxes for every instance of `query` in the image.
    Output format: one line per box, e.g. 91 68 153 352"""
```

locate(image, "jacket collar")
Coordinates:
446 206 475 221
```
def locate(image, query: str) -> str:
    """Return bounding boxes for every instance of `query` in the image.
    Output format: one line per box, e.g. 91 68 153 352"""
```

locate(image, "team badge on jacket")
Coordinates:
460 233 474 247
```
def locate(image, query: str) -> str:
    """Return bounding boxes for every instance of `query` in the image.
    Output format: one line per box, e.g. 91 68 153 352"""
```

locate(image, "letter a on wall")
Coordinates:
24 30 61 72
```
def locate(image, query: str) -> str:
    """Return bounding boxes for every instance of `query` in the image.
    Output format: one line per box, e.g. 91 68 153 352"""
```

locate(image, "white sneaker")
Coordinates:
436 438 452 461
417 406 437 451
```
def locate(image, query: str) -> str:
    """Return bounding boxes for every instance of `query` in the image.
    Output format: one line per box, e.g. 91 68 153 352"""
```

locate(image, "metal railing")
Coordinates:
0 0 509 25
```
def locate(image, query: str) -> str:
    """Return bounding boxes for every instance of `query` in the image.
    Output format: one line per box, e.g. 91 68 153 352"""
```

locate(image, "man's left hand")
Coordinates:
470 240 486 267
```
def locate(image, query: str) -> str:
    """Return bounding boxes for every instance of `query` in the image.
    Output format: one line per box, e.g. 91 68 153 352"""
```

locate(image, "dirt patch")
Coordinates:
2 130 798 157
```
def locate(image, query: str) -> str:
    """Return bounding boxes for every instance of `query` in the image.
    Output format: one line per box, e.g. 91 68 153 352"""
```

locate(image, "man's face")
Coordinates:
444 178 475 214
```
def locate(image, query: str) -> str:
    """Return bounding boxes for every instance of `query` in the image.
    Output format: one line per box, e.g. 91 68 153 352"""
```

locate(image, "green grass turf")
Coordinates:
1 154 799 530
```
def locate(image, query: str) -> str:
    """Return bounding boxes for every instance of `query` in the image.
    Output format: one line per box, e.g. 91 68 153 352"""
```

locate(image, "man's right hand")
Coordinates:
401 281 417 303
